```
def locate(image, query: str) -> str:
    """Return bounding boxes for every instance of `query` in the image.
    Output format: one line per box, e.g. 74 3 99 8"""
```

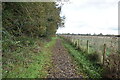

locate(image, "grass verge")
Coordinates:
62 39 102 78
2 36 57 78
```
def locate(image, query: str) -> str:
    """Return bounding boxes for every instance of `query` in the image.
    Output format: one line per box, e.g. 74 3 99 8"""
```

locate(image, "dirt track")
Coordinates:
47 39 83 78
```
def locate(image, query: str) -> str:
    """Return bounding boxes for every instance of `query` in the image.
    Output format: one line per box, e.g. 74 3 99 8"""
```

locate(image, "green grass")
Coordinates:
2 36 57 78
62 39 103 78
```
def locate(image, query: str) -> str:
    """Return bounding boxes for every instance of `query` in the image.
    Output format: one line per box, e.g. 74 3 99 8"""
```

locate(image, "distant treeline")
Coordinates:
58 33 120 37
2 2 64 38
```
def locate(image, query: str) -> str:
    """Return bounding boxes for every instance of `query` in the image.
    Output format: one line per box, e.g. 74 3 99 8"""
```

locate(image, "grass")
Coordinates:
2 35 57 78
62 38 103 78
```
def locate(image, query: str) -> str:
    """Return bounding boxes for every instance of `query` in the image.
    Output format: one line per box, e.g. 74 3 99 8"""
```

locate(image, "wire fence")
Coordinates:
60 35 119 65
61 35 119 55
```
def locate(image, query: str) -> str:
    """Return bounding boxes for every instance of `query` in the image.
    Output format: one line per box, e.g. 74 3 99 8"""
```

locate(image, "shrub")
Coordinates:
87 52 102 63
102 54 120 78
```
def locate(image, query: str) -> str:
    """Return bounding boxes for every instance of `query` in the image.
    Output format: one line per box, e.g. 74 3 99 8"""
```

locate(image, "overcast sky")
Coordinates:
56 0 119 35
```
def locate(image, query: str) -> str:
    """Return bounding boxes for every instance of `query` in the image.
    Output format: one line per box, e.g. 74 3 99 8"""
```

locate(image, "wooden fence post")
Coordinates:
74 39 76 46
80 40 82 46
71 38 73 43
87 40 89 53
76 40 78 48
78 39 80 49
77 39 79 48
103 44 106 65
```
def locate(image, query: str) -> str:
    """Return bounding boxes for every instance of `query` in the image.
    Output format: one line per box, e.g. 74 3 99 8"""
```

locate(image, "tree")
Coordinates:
2 2 64 37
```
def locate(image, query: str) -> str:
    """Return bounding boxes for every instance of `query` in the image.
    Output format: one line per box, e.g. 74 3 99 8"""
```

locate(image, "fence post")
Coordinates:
76 40 78 48
103 44 106 65
77 39 79 48
78 39 80 49
74 39 76 46
71 38 73 43
87 40 89 53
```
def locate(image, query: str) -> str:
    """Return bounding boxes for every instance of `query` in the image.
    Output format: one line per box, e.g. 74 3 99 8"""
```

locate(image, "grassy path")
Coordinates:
47 38 83 78
2 37 102 78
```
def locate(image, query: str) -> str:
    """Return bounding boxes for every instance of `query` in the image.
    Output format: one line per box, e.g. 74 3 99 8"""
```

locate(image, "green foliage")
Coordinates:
2 28 35 53
2 36 57 78
2 2 63 78
2 2 64 53
62 39 102 78
2 2 63 37
87 52 102 63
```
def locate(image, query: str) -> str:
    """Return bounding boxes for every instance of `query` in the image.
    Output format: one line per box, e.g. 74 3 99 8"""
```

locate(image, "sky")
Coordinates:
56 0 119 35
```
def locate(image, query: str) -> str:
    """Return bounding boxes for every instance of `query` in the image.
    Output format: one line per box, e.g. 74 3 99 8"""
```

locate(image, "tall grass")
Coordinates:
2 30 57 78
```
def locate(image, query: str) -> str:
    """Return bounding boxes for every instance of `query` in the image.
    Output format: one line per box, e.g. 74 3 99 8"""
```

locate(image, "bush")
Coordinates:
102 54 120 78
87 52 102 63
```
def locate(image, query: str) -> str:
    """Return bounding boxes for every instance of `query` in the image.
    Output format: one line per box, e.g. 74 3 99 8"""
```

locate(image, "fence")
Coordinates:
61 35 119 65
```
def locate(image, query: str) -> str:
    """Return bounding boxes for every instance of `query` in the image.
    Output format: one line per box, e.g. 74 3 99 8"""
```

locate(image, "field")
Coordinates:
61 35 119 56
